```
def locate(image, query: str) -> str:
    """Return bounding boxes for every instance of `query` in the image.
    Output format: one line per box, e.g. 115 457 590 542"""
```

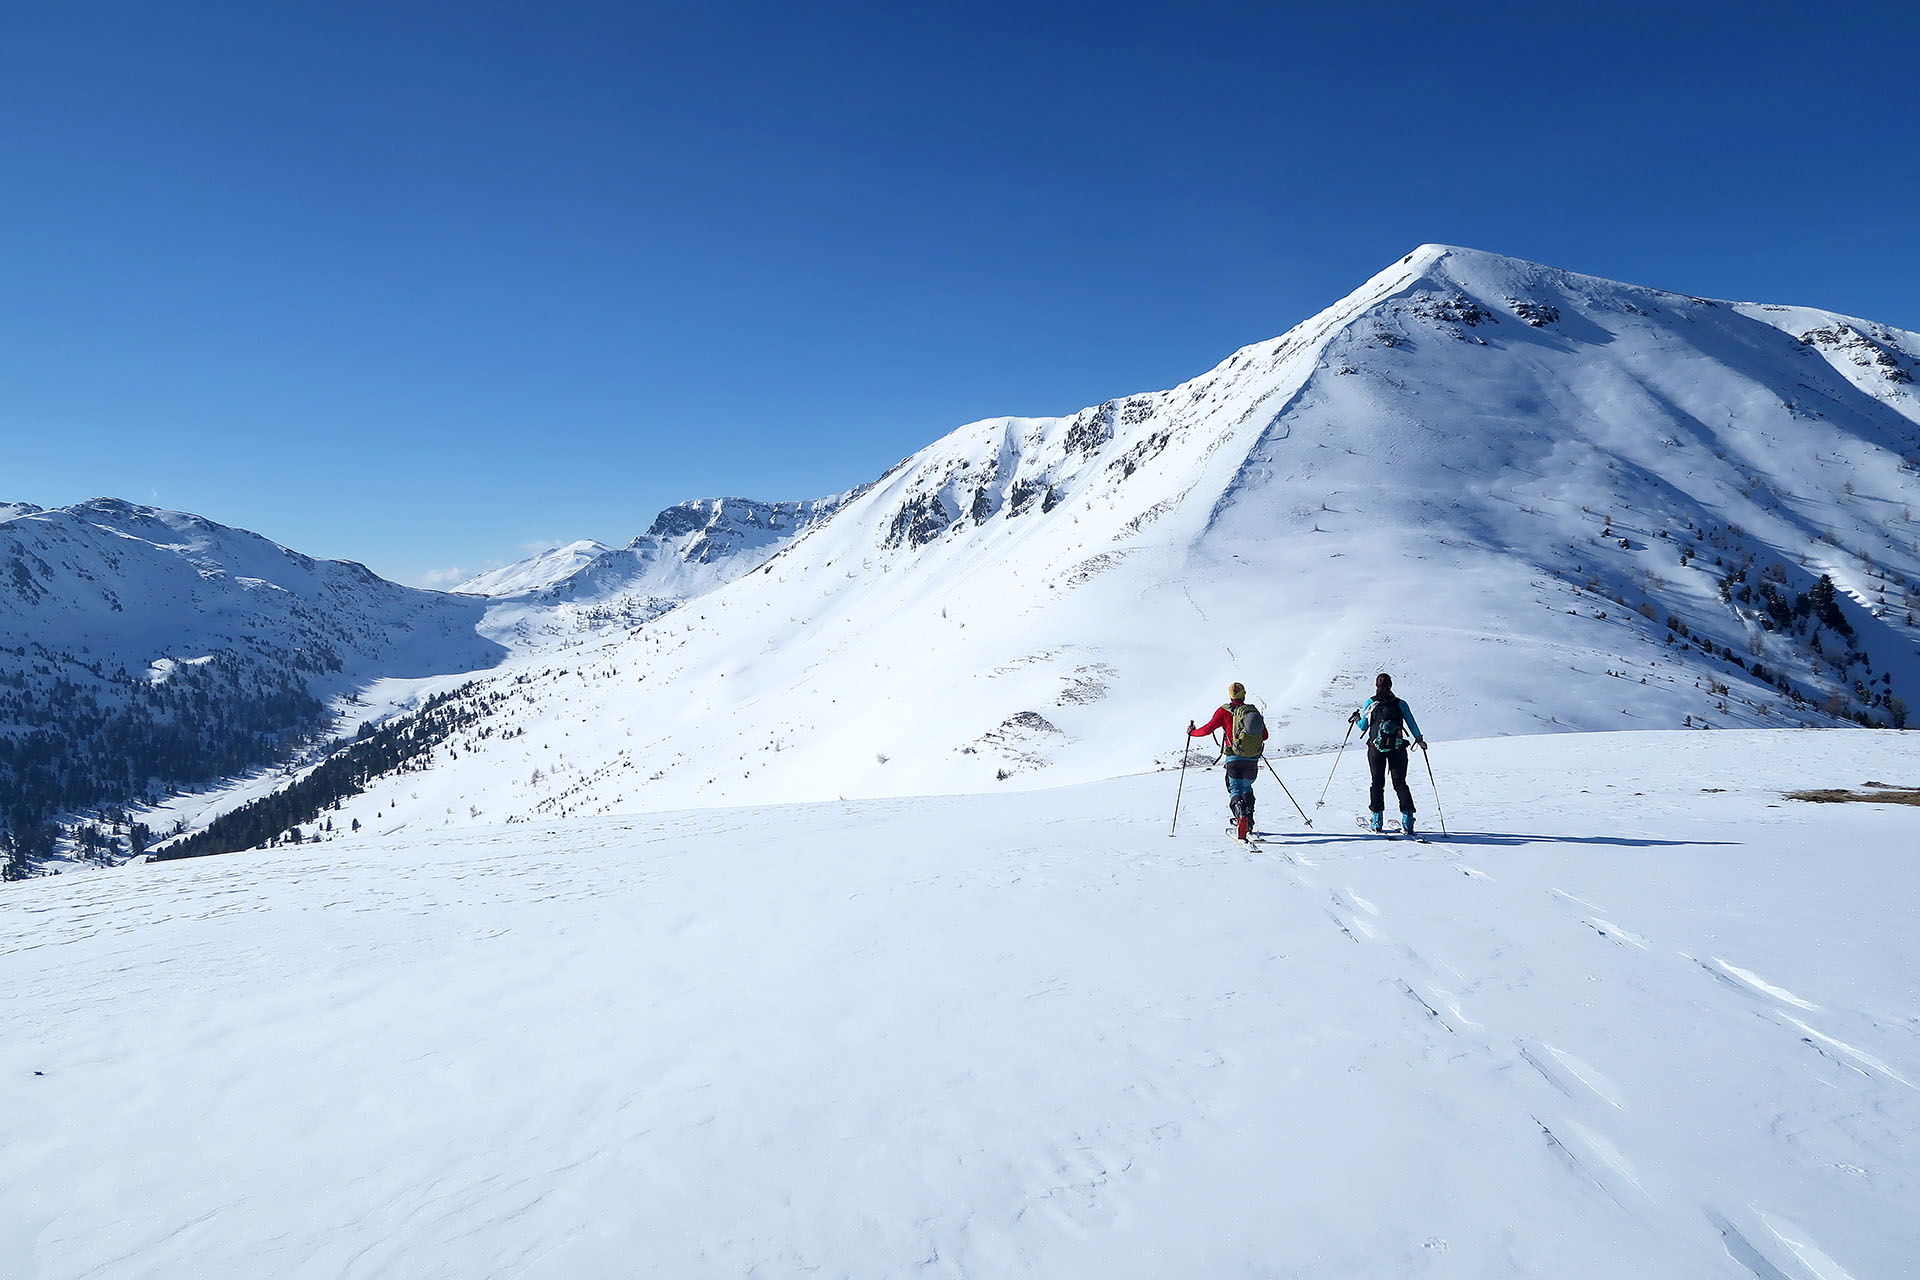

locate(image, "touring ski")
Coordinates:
1355 815 1428 843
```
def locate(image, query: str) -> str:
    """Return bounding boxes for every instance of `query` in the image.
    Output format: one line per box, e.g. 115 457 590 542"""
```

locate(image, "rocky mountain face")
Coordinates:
462 496 852 606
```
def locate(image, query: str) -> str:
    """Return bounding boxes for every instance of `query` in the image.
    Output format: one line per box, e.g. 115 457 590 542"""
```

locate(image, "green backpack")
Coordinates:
1227 703 1266 758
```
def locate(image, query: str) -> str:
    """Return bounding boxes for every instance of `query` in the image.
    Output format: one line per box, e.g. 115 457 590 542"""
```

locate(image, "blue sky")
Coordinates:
4 1 1916 586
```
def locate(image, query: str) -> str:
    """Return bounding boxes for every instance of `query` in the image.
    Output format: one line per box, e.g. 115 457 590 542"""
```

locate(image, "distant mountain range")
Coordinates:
1 494 836 873
456 496 851 604
10 244 1920 875
231 243 1912 839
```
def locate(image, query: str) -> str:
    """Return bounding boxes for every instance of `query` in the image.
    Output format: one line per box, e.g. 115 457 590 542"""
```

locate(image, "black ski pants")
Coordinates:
1367 745 1415 815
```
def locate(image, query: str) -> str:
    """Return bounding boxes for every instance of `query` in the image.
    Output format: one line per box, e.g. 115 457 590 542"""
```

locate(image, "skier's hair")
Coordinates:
1375 673 1393 690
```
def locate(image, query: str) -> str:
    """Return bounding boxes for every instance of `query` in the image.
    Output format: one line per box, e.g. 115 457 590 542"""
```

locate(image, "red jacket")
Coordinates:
1191 701 1267 741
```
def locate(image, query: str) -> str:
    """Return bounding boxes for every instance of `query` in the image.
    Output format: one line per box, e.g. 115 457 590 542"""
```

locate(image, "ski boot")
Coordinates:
1369 811 1384 833
1400 812 1415 836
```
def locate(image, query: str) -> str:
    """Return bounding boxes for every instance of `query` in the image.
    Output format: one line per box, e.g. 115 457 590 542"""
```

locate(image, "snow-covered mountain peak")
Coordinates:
455 540 613 597
470 494 852 607
249 244 1919 837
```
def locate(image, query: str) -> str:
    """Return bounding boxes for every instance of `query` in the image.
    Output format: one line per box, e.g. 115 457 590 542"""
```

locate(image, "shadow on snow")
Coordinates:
1252 830 1737 850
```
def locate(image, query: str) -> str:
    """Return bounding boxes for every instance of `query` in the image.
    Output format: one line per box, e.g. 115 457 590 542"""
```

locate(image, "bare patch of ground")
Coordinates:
1785 781 1920 805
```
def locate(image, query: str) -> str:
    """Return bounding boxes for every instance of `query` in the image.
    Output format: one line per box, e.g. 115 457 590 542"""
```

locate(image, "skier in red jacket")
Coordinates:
1189 682 1269 841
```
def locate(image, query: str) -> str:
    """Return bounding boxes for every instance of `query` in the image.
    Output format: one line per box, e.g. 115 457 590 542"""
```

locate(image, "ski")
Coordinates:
1354 815 1428 843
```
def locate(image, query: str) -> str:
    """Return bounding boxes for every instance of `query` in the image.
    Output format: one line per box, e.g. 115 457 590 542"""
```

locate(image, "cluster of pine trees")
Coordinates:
1719 567 1907 726
1 646 325 870
154 684 498 862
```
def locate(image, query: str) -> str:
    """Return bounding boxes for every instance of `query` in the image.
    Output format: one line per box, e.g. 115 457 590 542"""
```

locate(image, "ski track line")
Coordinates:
1705 1207 1797 1280
1542 1044 1627 1111
1323 909 1360 944
1679 954 1918 1094
1532 1115 1635 1212
1754 1210 1863 1280
1585 916 1650 949
1711 958 1819 1011
1393 980 1455 1034
1335 861 1663 1226
1286 817 1911 1269
1533 881 1919 1116
1328 890 1377 939
1270 834 1674 1248
1779 1015 1917 1091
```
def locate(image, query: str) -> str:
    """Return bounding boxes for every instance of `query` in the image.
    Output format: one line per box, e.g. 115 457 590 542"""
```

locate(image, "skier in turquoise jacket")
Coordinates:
1350 672 1426 833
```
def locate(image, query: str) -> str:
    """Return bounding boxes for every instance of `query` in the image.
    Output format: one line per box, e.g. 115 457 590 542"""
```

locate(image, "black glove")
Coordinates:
1416 738 1428 750
1347 709 1361 726
1187 720 1196 734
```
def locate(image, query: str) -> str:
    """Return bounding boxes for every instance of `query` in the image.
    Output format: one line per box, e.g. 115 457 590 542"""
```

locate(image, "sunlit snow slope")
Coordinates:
454 539 614 597
296 245 1920 836
8 731 1918 1278
0 498 502 685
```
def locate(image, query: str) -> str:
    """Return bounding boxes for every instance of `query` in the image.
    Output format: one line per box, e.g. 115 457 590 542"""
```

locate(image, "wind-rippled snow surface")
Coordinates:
6 730 1917 1277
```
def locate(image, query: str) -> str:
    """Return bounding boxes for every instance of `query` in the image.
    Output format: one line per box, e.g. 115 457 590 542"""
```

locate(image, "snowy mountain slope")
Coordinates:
3 490 857 876
454 539 613 596
8 730 1918 1277
1 499 501 674
465 495 853 607
226 244 1920 843
0 499 506 861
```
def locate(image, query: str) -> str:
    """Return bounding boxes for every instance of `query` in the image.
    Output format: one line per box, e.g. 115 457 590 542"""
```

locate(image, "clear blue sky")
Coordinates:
4 1 1916 586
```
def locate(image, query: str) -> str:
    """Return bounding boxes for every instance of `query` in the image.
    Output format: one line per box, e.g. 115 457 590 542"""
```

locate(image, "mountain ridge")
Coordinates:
492 494 853 606
12 244 1920 871
150 243 1918 852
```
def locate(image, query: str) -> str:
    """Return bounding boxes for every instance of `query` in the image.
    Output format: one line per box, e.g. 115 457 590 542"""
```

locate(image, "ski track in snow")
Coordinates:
6 731 1920 1278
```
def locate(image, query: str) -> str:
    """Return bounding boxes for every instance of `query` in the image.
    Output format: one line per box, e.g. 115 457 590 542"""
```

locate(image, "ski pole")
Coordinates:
1170 726 1194 836
1419 743 1449 837
1262 757 1313 828
1315 720 1355 810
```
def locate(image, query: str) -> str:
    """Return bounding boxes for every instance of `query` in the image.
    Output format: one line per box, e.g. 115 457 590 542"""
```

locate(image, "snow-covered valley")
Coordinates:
6 729 1917 1277
0 495 840 873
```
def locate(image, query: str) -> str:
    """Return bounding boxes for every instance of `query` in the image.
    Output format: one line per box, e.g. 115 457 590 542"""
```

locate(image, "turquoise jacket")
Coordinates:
1357 696 1423 744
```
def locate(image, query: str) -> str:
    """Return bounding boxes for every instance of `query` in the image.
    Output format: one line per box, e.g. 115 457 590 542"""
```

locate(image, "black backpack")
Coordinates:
1368 696 1407 752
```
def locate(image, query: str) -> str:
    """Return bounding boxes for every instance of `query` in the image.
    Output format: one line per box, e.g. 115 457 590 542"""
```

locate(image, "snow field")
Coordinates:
6 729 1918 1277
